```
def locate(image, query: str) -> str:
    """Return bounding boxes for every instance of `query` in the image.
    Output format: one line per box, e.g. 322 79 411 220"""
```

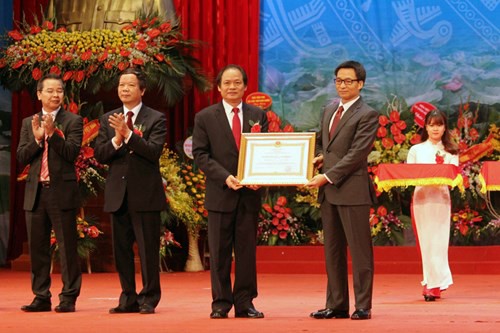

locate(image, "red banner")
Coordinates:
374 163 463 192
479 161 500 193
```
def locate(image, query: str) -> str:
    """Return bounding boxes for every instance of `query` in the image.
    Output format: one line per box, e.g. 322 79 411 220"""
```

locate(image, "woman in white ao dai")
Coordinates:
406 110 459 302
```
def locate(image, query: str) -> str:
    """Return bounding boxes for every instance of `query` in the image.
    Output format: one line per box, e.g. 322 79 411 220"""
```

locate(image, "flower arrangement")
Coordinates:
75 145 107 200
50 213 103 260
0 13 210 106
258 195 309 245
369 206 410 246
159 147 201 232
266 110 294 132
368 97 420 165
159 229 181 259
180 164 208 223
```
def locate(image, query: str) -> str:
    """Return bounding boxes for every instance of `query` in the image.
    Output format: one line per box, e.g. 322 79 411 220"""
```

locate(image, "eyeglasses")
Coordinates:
40 89 64 95
334 78 359 86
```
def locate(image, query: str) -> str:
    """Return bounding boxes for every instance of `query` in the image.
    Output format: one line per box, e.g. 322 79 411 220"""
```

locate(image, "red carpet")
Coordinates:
0 269 499 333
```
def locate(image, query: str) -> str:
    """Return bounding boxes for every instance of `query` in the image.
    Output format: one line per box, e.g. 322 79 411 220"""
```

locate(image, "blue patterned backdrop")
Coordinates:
259 0 500 129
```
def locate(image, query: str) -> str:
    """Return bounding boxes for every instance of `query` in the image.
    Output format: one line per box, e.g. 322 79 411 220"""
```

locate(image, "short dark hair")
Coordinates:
37 73 65 91
119 68 147 90
215 64 248 87
334 60 366 83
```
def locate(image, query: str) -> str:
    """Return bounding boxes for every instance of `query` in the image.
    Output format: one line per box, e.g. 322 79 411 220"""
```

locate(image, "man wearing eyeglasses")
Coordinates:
306 60 379 320
17 73 83 313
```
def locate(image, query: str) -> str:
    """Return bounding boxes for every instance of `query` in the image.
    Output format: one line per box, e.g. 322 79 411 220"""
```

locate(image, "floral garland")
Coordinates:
0 14 210 105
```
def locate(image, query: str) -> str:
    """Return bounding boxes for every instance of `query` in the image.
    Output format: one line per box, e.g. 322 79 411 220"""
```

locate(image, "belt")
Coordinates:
39 181 50 188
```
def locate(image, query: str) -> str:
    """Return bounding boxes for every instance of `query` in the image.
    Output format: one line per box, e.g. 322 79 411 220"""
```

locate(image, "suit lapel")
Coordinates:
242 103 251 133
328 98 362 143
135 105 149 129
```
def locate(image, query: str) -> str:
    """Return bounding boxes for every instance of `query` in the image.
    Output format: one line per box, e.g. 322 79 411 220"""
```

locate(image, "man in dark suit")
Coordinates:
306 60 378 320
17 73 83 313
94 68 167 314
192 64 268 319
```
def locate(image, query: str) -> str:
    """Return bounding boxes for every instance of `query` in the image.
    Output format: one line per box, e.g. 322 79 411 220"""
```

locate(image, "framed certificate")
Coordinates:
237 132 316 186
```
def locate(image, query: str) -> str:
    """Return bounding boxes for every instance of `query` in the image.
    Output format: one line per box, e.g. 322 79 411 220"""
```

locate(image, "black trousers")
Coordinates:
111 198 161 308
25 185 81 303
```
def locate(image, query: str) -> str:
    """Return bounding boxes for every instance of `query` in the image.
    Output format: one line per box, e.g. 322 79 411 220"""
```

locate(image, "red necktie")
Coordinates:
232 108 241 150
329 105 344 140
40 135 49 181
126 111 134 130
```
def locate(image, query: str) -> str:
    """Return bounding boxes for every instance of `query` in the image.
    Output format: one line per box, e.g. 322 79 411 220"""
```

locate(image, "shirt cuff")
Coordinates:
111 137 122 150
124 130 133 144
324 174 333 184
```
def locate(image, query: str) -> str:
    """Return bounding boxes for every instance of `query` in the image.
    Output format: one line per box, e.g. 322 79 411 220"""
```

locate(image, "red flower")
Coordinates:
12 60 24 69
262 203 272 213
42 21 54 30
74 70 85 82
370 216 379 227
160 22 171 32
132 58 144 65
104 61 114 69
49 65 61 75
31 68 42 80
276 196 287 206
377 205 387 216
282 124 294 132
62 71 73 81
272 218 280 226
136 38 148 51
30 25 42 34
56 27 67 32
266 110 280 123
468 128 479 141
390 124 401 136
389 110 400 122
147 28 161 38
381 137 394 149
98 51 108 62
7 30 23 41
279 231 287 240
69 101 79 114
396 120 407 130
118 62 129 71
394 133 406 145
435 152 444 164
410 134 421 145
376 126 387 138
251 123 261 133
268 121 281 132
87 226 100 238
155 54 165 62
378 115 389 126
120 49 131 57
80 50 92 61
133 128 143 137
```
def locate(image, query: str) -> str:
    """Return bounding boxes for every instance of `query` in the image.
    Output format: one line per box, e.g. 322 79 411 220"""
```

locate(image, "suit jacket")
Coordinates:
94 105 167 213
16 109 83 211
317 97 378 206
192 102 268 213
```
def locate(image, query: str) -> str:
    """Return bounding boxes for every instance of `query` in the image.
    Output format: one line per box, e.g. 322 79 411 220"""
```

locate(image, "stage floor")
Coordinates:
0 270 498 332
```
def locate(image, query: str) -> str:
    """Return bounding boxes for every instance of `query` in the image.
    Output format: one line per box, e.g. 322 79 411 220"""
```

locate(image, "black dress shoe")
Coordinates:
235 307 264 319
210 310 228 319
310 308 349 319
55 301 75 313
21 299 51 312
109 305 140 314
351 309 371 320
139 304 155 314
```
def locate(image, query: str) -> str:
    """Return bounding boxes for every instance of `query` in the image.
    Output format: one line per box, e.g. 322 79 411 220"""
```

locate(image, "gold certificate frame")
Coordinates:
237 132 316 186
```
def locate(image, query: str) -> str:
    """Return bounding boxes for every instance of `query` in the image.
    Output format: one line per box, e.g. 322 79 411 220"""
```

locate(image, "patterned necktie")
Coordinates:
40 135 49 181
126 111 134 130
232 108 242 150
329 105 344 140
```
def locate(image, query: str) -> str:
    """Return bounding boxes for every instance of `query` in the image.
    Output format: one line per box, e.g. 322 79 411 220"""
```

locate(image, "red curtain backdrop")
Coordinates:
7 0 260 260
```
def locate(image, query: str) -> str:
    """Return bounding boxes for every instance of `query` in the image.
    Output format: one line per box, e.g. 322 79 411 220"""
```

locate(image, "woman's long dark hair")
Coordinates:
422 109 459 155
